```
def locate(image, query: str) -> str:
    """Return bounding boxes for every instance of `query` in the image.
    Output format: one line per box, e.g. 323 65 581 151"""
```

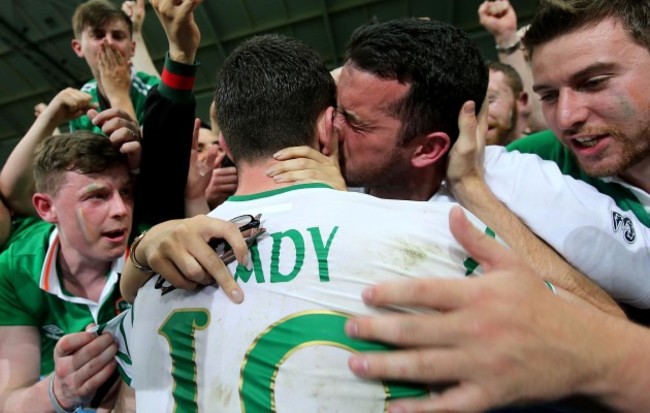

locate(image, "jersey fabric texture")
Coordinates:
0 215 41 253
0 219 127 375
507 130 650 223
107 184 490 412
68 68 160 134
484 145 650 308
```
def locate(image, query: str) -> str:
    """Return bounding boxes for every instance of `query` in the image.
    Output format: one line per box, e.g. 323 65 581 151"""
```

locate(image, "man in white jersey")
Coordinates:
104 32 506 412
265 18 625 313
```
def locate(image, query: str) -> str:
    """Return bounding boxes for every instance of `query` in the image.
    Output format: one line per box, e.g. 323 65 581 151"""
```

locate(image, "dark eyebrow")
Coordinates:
533 62 618 93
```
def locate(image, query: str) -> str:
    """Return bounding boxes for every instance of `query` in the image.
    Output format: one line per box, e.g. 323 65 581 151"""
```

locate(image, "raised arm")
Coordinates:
478 0 546 132
133 0 203 230
447 101 623 317
0 88 94 216
122 0 160 78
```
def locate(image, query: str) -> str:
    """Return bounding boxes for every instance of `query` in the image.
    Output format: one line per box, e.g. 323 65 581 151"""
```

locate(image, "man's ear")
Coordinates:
71 39 84 58
517 91 530 116
317 106 337 156
411 132 451 168
129 39 136 59
32 193 57 223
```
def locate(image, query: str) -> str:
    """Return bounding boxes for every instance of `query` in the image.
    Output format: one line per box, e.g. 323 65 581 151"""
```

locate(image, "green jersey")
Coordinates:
68 69 160 134
0 219 129 374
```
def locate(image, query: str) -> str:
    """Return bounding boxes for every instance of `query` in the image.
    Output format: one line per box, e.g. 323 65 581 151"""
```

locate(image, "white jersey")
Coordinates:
484 146 650 308
110 184 491 412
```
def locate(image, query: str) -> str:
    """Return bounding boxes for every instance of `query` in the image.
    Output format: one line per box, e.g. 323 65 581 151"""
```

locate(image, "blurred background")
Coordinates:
0 0 537 165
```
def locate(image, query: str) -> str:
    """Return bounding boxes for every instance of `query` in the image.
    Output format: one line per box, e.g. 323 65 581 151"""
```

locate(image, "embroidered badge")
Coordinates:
612 211 636 244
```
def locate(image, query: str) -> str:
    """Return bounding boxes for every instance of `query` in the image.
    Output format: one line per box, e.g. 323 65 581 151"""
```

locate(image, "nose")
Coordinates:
554 88 588 132
109 192 131 219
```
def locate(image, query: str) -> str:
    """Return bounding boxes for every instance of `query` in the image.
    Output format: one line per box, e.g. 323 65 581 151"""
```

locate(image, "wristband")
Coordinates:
129 231 153 272
496 39 521 55
49 374 83 413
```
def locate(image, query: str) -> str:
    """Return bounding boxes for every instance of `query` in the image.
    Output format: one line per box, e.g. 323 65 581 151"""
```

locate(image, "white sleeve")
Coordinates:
93 310 135 387
484 146 650 308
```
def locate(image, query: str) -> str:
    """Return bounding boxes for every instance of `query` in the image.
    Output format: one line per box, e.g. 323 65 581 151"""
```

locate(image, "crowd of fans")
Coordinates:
0 0 649 412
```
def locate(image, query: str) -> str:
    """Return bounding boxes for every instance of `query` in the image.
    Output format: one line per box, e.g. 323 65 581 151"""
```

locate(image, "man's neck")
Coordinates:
57 245 112 302
233 159 298 197
368 166 444 202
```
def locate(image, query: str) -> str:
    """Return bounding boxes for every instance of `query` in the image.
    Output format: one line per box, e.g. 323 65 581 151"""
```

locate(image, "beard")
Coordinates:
340 146 410 189
567 124 650 177
487 107 518 146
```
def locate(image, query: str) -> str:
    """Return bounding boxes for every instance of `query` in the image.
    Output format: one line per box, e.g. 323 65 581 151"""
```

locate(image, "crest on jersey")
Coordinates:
611 211 636 244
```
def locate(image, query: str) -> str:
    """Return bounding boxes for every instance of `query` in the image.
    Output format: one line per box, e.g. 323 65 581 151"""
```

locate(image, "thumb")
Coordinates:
191 118 200 150
179 0 203 17
477 97 489 148
205 144 219 171
213 148 226 168
449 206 513 273
87 108 99 122
455 100 478 153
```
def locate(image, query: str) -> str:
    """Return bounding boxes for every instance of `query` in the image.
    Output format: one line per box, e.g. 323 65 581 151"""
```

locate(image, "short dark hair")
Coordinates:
345 18 488 145
34 131 129 196
523 0 650 57
72 0 133 39
487 61 523 97
215 34 336 163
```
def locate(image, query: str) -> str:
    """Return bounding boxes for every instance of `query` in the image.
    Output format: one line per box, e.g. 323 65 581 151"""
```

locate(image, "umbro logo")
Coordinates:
612 211 636 244
42 324 64 340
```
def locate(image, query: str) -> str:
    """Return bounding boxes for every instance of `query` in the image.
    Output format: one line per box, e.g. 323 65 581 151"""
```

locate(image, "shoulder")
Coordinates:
0 220 52 276
133 71 161 91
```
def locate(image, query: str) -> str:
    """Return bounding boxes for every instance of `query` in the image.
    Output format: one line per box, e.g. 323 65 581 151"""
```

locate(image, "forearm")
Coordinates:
0 114 60 216
132 33 160 78
106 95 137 126
456 178 624 317
133 54 197 229
0 377 53 413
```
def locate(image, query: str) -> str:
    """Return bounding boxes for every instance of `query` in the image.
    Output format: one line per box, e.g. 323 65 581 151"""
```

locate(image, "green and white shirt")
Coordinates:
68 68 160 134
105 184 490 412
480 132 650 308
0 219 129 375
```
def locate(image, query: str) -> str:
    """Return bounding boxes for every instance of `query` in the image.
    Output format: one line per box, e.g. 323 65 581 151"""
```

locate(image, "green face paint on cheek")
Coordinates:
76 207 94 242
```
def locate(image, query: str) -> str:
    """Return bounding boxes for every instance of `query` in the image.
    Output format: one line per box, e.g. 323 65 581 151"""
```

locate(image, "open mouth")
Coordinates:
102 229 127 242
573 136 602 148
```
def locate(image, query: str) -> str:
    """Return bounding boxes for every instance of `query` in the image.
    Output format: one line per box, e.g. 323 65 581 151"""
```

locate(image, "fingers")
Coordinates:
204 145 220 174
267 149 345 190
91 107 136 126
208 167 238 190
387 383 492 413
448 206 514 273
143 216 247 303
359 276 473 312
266 158 321 180
272 146 329 162
54 331 96 357
53 333 118 406
191 118 200 150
